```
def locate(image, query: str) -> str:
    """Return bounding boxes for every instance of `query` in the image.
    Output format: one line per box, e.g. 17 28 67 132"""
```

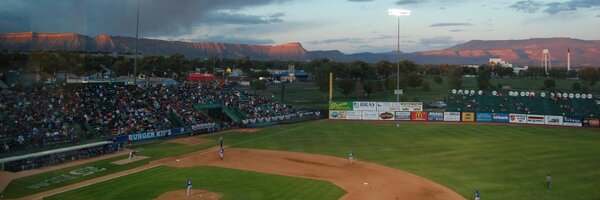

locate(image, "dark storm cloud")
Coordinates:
429 23 473 27
0 0 289 37
510 0 600 14
395 0 420 5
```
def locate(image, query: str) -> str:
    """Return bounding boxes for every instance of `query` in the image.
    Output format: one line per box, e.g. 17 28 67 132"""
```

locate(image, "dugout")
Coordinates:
0 141 115 172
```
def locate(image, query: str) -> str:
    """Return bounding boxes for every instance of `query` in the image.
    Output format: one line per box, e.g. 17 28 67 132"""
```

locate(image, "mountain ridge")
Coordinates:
1 32 599 67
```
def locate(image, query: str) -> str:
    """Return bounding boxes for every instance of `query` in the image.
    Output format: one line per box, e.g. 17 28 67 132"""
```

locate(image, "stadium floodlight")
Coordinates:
387 8 411 104
388 9 412 16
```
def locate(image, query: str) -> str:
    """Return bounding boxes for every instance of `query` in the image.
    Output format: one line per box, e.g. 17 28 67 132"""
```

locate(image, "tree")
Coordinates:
422 81 431 92
578 67 599 86
433 76 443 84
337 79 356 97
572 82 582 91
476 65 492 90
375 60 394 78
543 79 556 90
406 72 423 89
362 80 378 98
447 67 463 89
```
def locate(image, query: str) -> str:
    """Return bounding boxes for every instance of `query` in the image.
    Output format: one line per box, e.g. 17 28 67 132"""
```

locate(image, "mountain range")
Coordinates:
1 32 599 67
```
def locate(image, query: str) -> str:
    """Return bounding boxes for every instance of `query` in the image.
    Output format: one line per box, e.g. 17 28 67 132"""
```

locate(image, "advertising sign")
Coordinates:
329 111 346 119
378 112 395 120
428 112 444 121
345 111 362 120
376 102 402 112
444 112 461 122
583 118 600 127
476 112 493 122
544 115 563 126
411 112 428 121
563 117 582 127
353 101 377 111
329 101 353 111
527 114 545 125
361 111 379 120
509 114 527 124
462 112 475 122
394 111 411 121
492 113 510 123
400 102 423 112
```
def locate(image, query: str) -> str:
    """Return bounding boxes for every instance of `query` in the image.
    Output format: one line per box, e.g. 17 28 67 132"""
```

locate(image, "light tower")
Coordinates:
567 49 571 72
542 49 550 75
388 8 411 103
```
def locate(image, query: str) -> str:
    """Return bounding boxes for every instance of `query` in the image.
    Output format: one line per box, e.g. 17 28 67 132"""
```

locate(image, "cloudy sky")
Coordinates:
1 0 599 53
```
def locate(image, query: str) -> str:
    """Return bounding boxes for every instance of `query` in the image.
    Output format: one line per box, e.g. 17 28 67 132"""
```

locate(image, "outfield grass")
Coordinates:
266 77 600 109
205 121 600 200
1 140 217 198
46 166 345 200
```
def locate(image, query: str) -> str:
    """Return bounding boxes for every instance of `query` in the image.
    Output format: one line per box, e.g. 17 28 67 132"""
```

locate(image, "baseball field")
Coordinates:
2 120 600 199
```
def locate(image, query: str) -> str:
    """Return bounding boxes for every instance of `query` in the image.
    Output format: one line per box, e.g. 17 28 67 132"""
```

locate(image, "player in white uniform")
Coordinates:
349 151 355 164
220 147 224 160
186 178 192 196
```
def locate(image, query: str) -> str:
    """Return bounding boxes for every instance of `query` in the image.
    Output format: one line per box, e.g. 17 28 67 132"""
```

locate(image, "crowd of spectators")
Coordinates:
1 81 299 152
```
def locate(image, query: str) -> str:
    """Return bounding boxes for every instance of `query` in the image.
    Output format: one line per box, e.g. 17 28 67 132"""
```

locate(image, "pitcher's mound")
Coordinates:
111 156 149 165
168 137 212 146
155 189 221 200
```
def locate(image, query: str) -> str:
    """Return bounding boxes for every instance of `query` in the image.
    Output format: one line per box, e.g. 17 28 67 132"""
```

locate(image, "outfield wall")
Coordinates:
329 101 599 128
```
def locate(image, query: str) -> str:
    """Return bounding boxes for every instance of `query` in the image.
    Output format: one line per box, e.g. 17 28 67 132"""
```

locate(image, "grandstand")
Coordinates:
446 90 600 118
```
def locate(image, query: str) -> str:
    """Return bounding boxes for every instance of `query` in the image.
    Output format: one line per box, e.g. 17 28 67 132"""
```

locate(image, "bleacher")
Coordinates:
446 90 600 118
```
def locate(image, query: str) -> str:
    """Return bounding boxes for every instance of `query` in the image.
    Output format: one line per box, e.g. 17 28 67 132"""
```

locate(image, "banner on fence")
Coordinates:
394 111 411 121
376 102 402 112
544 115 563 126
401 102 423 112
563 117 582 127
476 112 493 122
128 127 190 142
428 112 444 121
353 101 377 111
378 112 395 120
361 111 379 120
345 111 362 120
329 101 353 111
527 114 545 125
492 113 510 123
444 112 461 122
462 112 475 122
411 112 428 121
509 114 527 124
191 123 216 131
329 111 346 119
583 118 600 127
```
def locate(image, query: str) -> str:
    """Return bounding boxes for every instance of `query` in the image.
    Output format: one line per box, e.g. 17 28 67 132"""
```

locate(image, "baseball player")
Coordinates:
220 147 224 160
186 178 192 196
349 151 355 164
546 174 551 189
475 190 480 200
219 136 223 148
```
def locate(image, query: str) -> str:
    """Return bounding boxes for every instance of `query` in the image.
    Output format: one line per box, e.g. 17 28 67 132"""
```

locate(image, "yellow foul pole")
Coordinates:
329 72 333 102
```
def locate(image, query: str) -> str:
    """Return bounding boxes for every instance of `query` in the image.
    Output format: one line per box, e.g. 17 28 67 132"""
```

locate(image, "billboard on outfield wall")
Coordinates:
492 113 510 123
462 112 475 122
329 101 353 111
395 111 411 120
377 102 402 111
345 111 362 120
444 112 461 122
563 117 582 127
361 111 379 120
353 101 377 111
583 118 600 127
544 115 563 126
411 112 428 121
476 113 493 122
509 114 527 124
329 111 347 119
378 112 395 120
428 112 444 121
401 102 423 112
527 114 545 125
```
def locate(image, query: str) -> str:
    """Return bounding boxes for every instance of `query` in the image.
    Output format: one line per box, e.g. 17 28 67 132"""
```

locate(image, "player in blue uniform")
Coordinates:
475 189 480 200
186 178 192 196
